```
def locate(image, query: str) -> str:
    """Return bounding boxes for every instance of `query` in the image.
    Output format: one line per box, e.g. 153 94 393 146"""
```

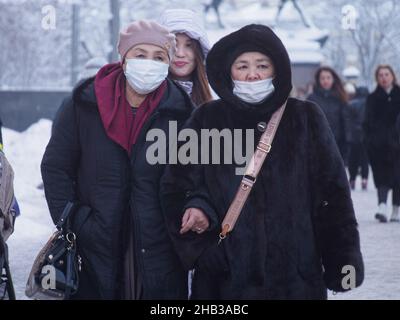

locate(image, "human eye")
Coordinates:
258 64 269 69
237 65 247 70
135 54 146 59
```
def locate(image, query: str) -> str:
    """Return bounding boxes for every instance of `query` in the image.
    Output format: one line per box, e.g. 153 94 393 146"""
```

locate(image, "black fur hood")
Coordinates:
206 24 293 116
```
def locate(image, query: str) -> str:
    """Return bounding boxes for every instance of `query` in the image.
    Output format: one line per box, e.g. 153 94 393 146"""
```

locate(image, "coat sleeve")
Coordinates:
363 95 375 147
41 96 81 225
341 102 352 143
397 114 400 143
363 94 387 149
160 108 220 270
307 102 364 292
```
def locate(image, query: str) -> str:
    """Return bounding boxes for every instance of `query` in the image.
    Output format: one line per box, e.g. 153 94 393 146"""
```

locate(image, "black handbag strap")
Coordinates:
56 202 80 299
55 202 76 230
65 246 76 299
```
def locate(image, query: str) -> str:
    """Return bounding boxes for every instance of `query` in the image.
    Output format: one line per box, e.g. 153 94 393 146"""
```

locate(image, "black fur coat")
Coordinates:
160 24 364 299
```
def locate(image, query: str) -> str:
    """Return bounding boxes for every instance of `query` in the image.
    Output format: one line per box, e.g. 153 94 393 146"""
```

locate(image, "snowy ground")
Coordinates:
3 120 400 300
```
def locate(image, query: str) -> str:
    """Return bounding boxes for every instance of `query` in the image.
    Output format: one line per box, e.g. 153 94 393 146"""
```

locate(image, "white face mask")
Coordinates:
233 78 275 104
124 58 169 95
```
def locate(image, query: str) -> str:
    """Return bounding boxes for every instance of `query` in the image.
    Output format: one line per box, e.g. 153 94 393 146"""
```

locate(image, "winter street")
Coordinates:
4 122 400 300
1 0 400 301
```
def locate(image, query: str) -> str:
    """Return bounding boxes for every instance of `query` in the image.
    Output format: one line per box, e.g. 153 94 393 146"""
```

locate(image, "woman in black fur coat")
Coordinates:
160 24 364 299
364 65 400 223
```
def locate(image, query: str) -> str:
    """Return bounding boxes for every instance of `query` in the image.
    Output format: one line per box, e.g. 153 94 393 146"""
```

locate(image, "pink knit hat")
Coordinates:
118 20 176 61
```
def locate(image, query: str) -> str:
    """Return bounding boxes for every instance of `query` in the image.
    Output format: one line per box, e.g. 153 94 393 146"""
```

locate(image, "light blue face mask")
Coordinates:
233 78 275 104
124 58 169 95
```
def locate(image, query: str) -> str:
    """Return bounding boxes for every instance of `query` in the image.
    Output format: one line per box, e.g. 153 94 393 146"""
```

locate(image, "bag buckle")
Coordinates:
65 232 76 250
241 175 256 190
218 224 230 245
257 141 271 153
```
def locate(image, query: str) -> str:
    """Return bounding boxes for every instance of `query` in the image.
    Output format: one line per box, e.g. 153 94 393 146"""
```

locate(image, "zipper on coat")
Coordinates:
129 111 161 294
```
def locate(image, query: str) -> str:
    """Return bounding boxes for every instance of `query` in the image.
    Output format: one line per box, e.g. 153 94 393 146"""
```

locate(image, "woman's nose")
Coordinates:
247 69 260 81
175 46 185 58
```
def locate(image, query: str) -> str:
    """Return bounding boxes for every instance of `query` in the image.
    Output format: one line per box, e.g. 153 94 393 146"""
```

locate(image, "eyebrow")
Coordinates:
234 58 271 64
234 60 249 64
134 48 147 54
256 58 270 63
154 50 167 56
134 48 167 57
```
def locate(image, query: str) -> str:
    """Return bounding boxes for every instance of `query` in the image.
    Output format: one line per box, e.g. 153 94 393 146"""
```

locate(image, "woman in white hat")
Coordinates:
160 9 213 106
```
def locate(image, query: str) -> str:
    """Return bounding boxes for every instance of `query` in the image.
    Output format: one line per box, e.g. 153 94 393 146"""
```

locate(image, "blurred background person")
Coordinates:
364 65 400 223
307 66 351 164
203 0 224 28
345 83 369 191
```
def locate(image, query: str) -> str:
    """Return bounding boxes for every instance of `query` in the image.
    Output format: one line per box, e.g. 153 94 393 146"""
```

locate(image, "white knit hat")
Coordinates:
159 9 210 59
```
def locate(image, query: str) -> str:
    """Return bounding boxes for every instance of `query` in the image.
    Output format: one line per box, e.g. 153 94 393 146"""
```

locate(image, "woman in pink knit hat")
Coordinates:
41 20 202 299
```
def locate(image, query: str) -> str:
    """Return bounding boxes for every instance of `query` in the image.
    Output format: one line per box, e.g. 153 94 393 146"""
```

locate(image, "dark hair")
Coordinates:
315 66 348 103
375 64 397 85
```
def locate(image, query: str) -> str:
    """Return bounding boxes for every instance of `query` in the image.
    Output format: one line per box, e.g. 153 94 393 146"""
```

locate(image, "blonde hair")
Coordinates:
375 64 397 85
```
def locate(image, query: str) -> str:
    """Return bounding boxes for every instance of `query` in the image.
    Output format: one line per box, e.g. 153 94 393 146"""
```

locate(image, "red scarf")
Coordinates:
94 62 167 154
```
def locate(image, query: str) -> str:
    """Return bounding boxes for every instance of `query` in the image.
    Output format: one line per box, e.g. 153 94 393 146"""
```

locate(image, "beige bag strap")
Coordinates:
219 101 287 243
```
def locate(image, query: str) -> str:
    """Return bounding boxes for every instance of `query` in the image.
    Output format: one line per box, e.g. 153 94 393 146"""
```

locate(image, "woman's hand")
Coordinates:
180 208 210 234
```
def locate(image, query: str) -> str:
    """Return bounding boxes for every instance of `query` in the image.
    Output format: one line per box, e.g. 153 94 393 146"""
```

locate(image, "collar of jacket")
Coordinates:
373 84 400 101
72 77 194 117
314 86 338 100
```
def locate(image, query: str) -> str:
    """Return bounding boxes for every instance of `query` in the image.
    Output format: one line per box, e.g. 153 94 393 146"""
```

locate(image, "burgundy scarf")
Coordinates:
94 62 167 154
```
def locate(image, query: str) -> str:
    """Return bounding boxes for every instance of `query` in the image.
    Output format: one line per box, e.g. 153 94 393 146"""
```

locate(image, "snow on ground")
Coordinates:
330 183 400 300
3 120 54 299
3 120 400 299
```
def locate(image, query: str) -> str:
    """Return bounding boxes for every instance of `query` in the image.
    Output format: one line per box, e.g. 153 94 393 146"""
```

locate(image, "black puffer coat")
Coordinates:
41 77 193 299
160 24 364 300
363 85 400 188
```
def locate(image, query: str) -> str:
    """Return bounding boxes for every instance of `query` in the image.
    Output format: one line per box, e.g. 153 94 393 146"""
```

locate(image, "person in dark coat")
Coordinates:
364 65 400 223
346 85 369 190
160 24 364 299
41 20 193 300
307 67 351 163
397 113 400 143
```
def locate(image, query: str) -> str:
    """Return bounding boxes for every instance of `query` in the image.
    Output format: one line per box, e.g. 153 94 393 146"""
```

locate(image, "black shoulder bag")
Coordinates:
25 202 81 300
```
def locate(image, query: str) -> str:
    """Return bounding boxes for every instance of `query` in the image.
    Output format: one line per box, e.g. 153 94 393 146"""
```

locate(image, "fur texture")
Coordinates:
160 24 364 300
